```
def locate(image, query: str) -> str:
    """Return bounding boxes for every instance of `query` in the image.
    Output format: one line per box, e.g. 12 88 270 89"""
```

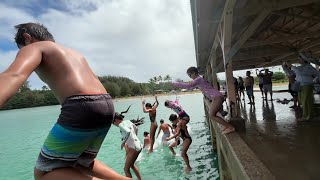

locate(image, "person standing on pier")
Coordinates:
142 96 159 153
166 114 192 174
0 23 128 180
261 69 274 101
171 67 235 134
245 71 255 105
285 56 320 121
256 69 264 98
282 62 299 109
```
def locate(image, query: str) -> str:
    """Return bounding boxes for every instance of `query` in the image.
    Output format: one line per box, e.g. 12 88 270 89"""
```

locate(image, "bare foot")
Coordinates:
222 126 235 134
185 166 192 174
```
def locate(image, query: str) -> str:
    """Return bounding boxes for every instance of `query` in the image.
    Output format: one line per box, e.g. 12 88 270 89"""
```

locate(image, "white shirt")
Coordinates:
119 120 142 151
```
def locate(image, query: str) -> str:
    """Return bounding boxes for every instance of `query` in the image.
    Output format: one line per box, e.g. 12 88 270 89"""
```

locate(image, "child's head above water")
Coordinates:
143 131 149 137
169 114 178 122
145 103 152 109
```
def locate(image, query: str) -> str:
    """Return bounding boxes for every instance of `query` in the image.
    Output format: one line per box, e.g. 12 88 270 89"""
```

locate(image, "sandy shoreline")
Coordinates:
114 82 289 101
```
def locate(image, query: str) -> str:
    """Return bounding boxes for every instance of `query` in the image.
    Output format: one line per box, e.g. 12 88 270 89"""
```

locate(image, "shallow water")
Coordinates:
0 93 219 180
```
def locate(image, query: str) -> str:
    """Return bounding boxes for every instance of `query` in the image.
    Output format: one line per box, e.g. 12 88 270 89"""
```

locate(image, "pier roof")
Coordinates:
190 0 320 72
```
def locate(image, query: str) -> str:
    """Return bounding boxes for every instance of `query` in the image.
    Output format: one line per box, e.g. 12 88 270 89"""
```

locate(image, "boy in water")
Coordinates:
142 96 159 153
166 114 192 174
156 119 173 145
0 23 128 179
113 113 143 180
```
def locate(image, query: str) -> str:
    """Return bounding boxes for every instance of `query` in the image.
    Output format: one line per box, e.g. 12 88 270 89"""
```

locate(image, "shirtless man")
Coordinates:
166 114 192 174
156 119 173 145
142 96 159 153
0 23 128 180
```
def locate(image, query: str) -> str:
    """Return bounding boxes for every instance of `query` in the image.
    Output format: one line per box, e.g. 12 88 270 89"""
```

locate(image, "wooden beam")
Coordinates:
271 11 320 23
243 31 320 48
233 48 294 61
259 38 320 67
225 7 271 64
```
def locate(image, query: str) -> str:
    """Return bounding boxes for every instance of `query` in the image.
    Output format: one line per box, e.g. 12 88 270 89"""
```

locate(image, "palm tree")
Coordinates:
164 74 172 82
153 76 158 83
158 76 163 83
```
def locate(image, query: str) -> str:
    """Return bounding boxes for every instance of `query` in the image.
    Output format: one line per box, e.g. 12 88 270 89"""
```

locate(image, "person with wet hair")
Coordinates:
171 66 235 134
112 106 142 180
0 22 128 180
166 114 192 174
142 96 159 153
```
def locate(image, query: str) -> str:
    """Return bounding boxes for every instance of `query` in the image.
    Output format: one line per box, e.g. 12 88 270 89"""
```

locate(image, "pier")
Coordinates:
190 0 320 179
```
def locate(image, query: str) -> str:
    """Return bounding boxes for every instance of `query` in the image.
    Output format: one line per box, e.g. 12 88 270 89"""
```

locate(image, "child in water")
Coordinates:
113 107 142 180
172 66 235 134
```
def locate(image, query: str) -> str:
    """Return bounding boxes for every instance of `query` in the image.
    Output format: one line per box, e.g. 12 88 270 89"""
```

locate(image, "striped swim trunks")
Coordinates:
35 94 114 172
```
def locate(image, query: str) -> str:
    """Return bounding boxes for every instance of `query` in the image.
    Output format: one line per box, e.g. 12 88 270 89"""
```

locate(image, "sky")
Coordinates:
0 0 283 89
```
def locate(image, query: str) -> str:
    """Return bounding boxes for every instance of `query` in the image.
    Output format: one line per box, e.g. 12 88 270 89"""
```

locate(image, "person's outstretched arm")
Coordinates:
166 123 181 141
0 45 42 108
171 77 201 89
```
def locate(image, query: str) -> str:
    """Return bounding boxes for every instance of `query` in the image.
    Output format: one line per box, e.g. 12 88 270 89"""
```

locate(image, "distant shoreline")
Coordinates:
114 82 290 101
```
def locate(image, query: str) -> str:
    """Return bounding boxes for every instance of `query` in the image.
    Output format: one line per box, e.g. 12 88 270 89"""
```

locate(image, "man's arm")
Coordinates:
0 46 42 108
167 123 181 141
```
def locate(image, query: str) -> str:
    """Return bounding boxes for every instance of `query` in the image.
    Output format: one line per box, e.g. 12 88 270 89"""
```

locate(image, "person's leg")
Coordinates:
209 96 235 134
259 84 264 97
76 160 130 180
303 86 314 120
34 167 104 180
269 84 273 100
149 123 158 152
169 141 177 155
131 164 142 180
181 138 192 174
124 149 140 178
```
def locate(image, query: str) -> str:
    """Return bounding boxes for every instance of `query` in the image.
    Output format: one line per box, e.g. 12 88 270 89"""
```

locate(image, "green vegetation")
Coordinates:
2 75 177 110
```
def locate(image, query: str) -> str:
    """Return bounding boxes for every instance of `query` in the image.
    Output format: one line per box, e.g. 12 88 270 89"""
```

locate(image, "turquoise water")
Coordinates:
0 93 219 180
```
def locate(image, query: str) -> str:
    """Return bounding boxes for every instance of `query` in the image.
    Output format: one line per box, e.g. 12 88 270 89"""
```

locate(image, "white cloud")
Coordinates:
0 0 196 89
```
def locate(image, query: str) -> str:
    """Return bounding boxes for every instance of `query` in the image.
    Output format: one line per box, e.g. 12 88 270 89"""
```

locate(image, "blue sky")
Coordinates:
0 0 271 90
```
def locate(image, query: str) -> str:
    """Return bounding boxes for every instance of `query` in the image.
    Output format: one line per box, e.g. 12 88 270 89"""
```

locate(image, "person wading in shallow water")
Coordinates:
0 22 129 180
142 96 159 153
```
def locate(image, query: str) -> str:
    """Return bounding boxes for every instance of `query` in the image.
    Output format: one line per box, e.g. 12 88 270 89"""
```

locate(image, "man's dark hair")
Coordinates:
187 66 199 75
14 23 55 48
160 119 164 123
145 103 152 108
169 114 178 121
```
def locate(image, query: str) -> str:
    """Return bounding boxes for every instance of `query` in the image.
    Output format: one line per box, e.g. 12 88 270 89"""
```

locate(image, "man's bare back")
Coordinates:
31 41 106 103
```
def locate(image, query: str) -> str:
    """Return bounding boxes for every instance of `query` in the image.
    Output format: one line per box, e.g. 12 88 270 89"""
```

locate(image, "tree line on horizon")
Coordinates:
1 75 179 110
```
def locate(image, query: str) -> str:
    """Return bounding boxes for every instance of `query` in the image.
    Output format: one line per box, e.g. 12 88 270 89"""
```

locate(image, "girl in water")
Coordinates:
166 114 192 174
142 96 159 153
112 107 142 180
172 66 235 134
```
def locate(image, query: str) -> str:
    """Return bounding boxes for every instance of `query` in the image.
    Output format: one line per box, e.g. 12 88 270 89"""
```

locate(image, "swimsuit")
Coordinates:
162 132 171 144
170 100 190 119
35 94 114 172
119 121 142 151
180 128 192 142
